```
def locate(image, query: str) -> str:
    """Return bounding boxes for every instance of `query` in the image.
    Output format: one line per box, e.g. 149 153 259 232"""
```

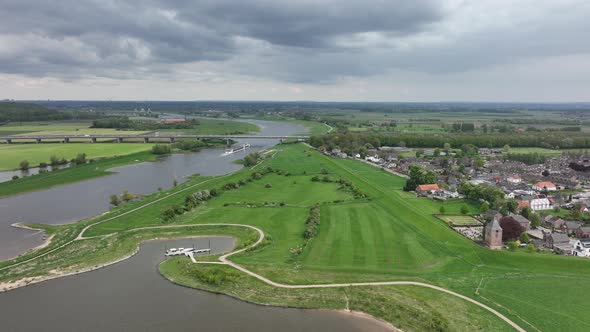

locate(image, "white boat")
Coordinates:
222 143 251 156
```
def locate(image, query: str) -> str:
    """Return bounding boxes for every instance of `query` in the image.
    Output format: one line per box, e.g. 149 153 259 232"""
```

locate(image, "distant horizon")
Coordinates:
6 99 590 105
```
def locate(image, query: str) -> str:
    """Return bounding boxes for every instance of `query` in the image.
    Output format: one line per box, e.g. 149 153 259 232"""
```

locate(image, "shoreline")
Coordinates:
6 223 54 261
159 268 398 332
0 235 234 293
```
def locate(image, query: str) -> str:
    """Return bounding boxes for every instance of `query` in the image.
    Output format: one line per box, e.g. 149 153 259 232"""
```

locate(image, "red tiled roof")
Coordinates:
517 201 530 208
535 181 555 188
416 184 439 191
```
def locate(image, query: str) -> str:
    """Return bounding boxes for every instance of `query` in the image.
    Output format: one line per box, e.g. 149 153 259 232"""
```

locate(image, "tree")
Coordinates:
529 213 540 228
50 155 59 166
473 156 484 169
19 160 29 170
109 194 120 206
480 201 490 213
500 217 525 241
460 205 469 214
404 164 436 191
243 152 261 167
505 199 518 213
73 153 87 165
439 206 446 214
173 179 178 187
151 144 171 155
121 190 134 202
507 241 519 251
519 232 530 243
443 143 451 151
520 206 533 219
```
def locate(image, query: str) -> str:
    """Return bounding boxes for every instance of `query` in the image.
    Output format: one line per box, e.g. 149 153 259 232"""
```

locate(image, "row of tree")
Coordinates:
309 131 590 152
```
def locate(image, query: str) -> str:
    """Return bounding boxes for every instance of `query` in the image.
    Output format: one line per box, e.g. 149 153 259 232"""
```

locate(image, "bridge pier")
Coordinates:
169 137 175 143
226 138 230 146
91 137 97 143
64 137 70 143
279 138 283 145
143 137 149 143
36 138 42 144
116 137 123 143
5 139 11 144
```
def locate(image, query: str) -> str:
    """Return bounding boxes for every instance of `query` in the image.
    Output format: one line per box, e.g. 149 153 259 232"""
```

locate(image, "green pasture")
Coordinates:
0 143 156 170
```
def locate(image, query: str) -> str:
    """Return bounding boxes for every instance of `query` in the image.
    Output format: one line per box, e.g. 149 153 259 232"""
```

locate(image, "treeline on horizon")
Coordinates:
309 131 590 151
0 102 104 123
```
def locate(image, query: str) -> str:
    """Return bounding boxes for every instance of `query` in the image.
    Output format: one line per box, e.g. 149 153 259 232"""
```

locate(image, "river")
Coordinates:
0 238 390 332
0 120 302 260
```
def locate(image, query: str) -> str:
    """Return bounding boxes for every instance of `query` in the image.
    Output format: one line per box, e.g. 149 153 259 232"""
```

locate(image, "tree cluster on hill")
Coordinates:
404 165 437 191
458 182 506 208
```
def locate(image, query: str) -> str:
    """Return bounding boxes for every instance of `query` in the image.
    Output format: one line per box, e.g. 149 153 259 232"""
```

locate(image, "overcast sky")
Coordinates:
0 0 588 102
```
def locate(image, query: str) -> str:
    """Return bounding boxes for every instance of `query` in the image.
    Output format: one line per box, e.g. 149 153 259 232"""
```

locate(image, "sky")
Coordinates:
0 0 588 102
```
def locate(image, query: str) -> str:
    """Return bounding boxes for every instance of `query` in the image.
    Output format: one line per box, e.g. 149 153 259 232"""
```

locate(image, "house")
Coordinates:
530 198 551 211
544 232 570 249
508 214 531 230
485 219 503 249
533 181 557 191
575 227 590 239
507 176 522 184
517 200 530 209
416 184 440 197
542 215 565 229
572 238 590 257
432 189 460 200
561 221 583 235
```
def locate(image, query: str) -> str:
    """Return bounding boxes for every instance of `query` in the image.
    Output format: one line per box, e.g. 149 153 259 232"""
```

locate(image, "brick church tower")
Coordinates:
485 218 503 249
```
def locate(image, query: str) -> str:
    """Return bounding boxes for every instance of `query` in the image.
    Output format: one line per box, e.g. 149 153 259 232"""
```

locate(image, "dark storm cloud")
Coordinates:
0 0 444 78
0 0 588 84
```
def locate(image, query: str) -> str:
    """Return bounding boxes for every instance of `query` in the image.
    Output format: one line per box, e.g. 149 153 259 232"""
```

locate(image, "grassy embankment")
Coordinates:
3 143 590 331
0 150 157 198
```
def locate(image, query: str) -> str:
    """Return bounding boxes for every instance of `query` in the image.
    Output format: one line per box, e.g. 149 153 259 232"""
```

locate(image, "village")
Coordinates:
320 145 590 257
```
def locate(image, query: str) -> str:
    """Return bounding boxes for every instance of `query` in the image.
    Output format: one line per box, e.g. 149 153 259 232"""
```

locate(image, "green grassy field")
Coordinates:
3 143 590 331
0 143 156 170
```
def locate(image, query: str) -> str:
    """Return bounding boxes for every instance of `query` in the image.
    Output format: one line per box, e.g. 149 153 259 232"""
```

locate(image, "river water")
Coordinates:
0 238 390 332
0 120 301 260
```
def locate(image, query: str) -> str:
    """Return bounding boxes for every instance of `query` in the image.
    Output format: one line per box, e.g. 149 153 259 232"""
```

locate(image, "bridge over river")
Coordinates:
0 134 309 144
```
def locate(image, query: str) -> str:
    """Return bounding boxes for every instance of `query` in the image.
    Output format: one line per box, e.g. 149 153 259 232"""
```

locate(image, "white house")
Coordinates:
572 239 590 257
533 181 557 191
507 176 522 184
530 198 552 211
365 155 382 163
